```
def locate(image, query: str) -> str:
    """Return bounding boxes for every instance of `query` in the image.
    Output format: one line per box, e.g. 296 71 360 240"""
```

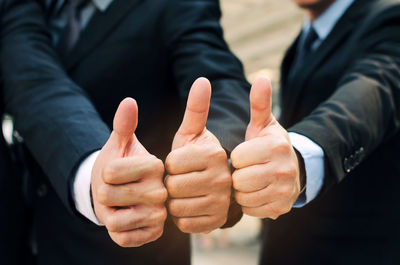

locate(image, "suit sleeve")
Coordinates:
162 0 250 152
162 0 250 227
0 0 110 211
288 5 400 193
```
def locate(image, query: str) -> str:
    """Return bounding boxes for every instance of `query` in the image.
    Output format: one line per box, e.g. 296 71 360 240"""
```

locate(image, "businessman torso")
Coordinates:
261 0 400 264
29 1 250 264
0 2 36 264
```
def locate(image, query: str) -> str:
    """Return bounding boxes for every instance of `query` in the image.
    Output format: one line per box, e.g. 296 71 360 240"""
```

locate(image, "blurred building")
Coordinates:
192 1 303 265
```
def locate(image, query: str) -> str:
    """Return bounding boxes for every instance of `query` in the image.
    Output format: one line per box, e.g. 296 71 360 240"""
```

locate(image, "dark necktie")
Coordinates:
290 26 319 76
57 0 89 55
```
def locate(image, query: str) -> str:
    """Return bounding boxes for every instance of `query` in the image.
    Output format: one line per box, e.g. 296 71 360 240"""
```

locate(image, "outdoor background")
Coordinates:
192 1 304 264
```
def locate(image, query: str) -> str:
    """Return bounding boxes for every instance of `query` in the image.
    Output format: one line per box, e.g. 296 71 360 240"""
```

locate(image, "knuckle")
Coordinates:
276 186 292 199
153 207 168 223
105 215 120 232
214 215 228 229
270 140 290 155
212 147 227 161
176 218 192 233
231 171 241 190
96 184 111 205
270 214 279 220
164 176 177 196
160 207 168 222
275 168 294 180
241 206 255 217
167 200 177 216
282 204 292 215
102 164 118 183
213 172 232 188
220 195 231 208
151 157 165 175
113 233 134 248
235 191 246 206
269 205 282 216
150 227 164 242
147 186 168 204
157 187 168 204
230 151 240 169
165 154 176 174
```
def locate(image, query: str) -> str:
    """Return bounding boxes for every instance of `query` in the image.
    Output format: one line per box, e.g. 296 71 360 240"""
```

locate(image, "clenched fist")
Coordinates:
231 77 304 220
165 78 232 233
91 98 168 247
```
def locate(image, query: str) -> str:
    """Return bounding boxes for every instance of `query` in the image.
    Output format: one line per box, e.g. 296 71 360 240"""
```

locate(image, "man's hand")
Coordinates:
231 77 302 220
165 78 232 233
91 98 168 247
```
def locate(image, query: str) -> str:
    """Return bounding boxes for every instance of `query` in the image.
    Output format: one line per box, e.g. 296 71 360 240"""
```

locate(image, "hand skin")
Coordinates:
231 77 304 220
165 78 232 234
91 98 168 247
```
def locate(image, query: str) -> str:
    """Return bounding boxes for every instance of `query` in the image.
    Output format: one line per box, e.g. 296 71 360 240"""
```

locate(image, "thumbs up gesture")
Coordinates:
231 77 303 220
91 98 167 247
165 78 232 233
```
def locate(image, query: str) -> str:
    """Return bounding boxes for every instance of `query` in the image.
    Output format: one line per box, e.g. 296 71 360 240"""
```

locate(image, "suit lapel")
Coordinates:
283 0 368 118
64 0 143 71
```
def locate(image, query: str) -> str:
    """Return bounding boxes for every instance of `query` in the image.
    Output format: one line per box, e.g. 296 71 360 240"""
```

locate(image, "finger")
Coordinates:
249 76 272 129
242 200 291 220
104 205 167 233
175 77 211 140
96 181 167 207
165 144 208 174
235 184 295 208
173 215 227 234
232 164 273 192
102 156 164 185
108 225 164 248
165 172 211 198
235 188 272 208
168 195 223 217
112 97 138 147
230 137 271 169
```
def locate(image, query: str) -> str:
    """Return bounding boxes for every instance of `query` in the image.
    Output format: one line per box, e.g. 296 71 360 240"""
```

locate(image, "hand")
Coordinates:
231 77 303 220
91 98 167 247
165 78 232 233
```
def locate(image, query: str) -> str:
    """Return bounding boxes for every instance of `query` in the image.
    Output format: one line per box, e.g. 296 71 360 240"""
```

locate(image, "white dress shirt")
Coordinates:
72 0 355 224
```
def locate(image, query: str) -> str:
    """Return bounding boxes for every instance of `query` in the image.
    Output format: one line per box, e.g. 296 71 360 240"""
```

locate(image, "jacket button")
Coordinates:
344 158 351 173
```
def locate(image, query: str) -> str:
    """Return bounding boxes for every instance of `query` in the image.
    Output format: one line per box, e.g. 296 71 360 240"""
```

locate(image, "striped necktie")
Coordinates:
57 0 89 55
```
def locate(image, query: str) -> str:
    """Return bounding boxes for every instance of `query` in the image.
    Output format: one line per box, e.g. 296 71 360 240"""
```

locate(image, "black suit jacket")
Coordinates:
1 0 111 263
261 0 400 264
5 1 250 264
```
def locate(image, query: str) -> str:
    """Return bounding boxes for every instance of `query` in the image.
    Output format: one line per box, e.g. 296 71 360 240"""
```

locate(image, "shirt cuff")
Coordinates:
73 150 104 226
288 132 325 207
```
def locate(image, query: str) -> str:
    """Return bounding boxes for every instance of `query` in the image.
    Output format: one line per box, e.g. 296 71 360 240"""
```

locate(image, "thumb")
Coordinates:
112 97 138 148
177 77 211 136
249 76 272 129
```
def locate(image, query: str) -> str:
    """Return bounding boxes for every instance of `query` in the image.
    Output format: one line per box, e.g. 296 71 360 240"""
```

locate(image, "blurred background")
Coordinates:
191 1 304 264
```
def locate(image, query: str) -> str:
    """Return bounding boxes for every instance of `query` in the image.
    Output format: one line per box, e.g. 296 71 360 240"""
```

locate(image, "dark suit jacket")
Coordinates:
5 1 250 264
261 0 400 264
1 0 111 263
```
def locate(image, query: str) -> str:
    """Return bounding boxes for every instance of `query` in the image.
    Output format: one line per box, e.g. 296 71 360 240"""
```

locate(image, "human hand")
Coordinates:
91 98 167 247
231 77 303 219
165 78 232 233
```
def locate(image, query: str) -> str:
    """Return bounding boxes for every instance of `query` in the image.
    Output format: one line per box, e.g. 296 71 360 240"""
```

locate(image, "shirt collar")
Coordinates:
303 0 355 41
92 0 113 12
